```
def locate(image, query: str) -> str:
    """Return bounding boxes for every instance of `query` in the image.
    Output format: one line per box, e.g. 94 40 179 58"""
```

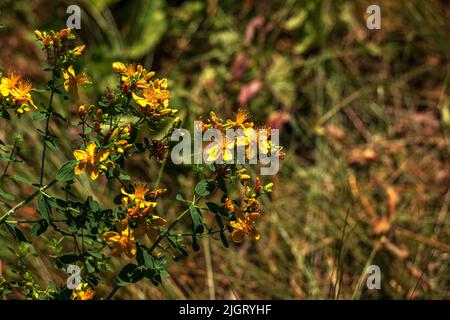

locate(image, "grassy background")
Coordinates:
0 0 449 299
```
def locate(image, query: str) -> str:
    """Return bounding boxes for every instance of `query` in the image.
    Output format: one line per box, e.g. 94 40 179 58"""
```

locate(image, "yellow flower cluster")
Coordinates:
0 71 37 114
112 61 177 119
103 184 167 257
201 109 285 163
227 177 273 243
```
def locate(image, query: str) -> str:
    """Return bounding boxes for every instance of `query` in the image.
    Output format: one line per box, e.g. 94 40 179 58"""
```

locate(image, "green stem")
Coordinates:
39 57 58 186
0 180 56 224
0 142 17 184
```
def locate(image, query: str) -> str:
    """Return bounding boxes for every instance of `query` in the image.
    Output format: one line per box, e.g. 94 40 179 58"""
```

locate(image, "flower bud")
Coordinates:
239 174 251 182
78 104 86 117
263 183 274 193
112 62 127 74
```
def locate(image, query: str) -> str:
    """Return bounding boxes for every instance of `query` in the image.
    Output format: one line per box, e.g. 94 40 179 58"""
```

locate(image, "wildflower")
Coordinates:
132 78 170 111
113 62 154 91
135 215 167 242
226 109 253 129
34 28 73 48
121 183 159 209
103 220 137 257
228 211 261 243
10 80 37 113
1 72 37 114
62 65 90 99
205 138 234 162
0 71 21 97
73 141 110 180
72 283 95 300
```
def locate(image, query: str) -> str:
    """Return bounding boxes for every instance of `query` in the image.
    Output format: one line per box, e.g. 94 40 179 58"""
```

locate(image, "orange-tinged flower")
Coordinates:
113 62 155 90
103 220 137 258
121 183 157 208
73 141 110 180
228 211 261 243
0 71 21 97
10 80 37 113
62 66 90 99
132 79 170 110
227 109 253 128
72 283 95 300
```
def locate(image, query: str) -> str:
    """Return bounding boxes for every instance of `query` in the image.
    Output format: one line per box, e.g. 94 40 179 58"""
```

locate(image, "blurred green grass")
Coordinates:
0 0 449 299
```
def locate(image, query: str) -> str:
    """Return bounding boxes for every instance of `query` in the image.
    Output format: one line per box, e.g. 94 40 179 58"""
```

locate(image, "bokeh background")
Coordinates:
0 0 449 299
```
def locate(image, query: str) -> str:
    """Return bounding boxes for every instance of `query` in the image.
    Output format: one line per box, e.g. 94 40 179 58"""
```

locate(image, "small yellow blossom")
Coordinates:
132 78 170 110
0 71 21 97
103 220 137 258
72 283 95 300
62 65 90 99
0 72 37 114
73 141 110 180
228 211 261 243
121 183 158 209
113 62 155 91
205 138 234 162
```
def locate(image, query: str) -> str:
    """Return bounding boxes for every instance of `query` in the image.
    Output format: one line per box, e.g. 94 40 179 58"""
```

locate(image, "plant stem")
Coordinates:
0 180 56 224
148 202 195 254
39 57 58 186
106 285 121 300
0 142 17 184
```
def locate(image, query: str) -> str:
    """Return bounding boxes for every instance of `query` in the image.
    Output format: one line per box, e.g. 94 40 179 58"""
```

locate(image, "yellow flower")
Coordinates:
132 79 170 110
103 220 137 258
121 183 157 209
62 66 90 99
0 71 21 97
112 61 127 74
72 283 95 300
10 80 37 113
135 215 167 242
205 138 234 162
228 211 261 243
113 62 155 90
73 141 110 180
226 109 253 129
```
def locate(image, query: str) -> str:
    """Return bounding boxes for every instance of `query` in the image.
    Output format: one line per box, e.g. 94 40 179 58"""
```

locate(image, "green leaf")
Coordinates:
195 179 215 197
136 245 152 267
37 192 52 223
32 111 49 121
56 160 77 181
31 219 49 236
189 205 204 234
116 263 143 286
14 175 35 187
5 223 30 243
0 188 15 201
